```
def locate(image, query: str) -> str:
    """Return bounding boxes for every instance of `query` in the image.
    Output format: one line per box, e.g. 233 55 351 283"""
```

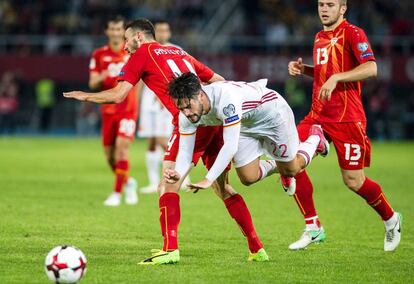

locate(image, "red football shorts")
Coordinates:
101 113 137 146
165 125 231 172
297 116 371 170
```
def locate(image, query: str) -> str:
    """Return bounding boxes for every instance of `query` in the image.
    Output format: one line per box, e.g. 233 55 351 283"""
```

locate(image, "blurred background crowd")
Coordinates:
1 0 414 139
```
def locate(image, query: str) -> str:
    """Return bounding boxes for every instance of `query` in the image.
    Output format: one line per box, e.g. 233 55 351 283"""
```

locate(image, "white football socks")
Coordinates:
297 135 320 166
305 216 320 231
145 149 162 186
259 160 278 180
384 212 398 231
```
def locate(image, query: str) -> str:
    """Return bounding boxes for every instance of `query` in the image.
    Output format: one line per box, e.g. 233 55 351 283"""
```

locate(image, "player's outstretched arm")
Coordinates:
63 81 133 104
171 131 196 190
288 57 314 78
318 61 377 101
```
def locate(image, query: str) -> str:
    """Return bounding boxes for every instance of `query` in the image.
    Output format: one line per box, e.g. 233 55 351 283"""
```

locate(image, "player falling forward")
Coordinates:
164 73 328 197
64 18 268 264
88 15 138 206
287 0 401 251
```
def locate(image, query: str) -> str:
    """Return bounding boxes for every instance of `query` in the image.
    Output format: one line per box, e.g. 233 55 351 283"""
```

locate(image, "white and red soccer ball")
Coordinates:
44 245 87 283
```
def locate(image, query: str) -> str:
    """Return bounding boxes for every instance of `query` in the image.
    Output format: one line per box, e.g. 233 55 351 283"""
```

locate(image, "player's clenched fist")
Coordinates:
288 57 304 76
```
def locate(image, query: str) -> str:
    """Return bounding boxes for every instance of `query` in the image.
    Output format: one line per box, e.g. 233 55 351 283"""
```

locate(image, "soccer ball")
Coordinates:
44 245 87 283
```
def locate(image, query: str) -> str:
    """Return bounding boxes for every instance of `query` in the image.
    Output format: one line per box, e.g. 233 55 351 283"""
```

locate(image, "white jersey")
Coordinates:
176 79 299 183
179 79 282 138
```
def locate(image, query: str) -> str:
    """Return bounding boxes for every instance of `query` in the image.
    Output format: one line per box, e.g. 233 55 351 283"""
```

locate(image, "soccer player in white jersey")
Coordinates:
138 20 189 194
164 72 329 194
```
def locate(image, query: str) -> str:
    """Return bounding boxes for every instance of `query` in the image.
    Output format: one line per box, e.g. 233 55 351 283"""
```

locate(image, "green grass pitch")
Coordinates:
0 137 413 283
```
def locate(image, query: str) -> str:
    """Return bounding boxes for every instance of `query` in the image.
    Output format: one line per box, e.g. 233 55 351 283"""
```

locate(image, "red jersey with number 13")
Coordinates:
89 45 138 115
118 42 214 126
310 20 375 123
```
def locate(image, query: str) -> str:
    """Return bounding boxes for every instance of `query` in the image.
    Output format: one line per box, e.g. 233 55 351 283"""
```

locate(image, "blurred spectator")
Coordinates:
366 83 390 140
0 0 412 55
403 92 414 139
35 78 55 133
0 71 19 134
76 102 99 136
284 77 306 123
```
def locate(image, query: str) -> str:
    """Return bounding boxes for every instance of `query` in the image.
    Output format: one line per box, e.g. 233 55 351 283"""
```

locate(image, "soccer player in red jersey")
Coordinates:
88 16 139 206
287 0 401 251
65 18 268 264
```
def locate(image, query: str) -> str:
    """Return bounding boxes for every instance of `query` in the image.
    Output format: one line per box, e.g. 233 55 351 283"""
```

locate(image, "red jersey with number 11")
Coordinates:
118 42 214 126
310 20 375 123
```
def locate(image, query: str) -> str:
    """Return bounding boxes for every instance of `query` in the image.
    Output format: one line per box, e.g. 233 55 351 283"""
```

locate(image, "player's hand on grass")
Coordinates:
186 178 213 193
63 91 89 101
288 57 304 76
164 169 180 184
318 74 338 101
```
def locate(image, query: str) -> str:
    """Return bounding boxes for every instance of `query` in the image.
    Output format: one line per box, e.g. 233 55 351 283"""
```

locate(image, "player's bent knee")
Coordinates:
116 137 131 149
342 176 362 192
237 175 257 186
236 170 258 186
240 179 255 186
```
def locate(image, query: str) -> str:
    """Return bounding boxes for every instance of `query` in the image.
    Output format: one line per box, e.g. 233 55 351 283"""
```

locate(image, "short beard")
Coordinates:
189 104 203 123
323 14 341 28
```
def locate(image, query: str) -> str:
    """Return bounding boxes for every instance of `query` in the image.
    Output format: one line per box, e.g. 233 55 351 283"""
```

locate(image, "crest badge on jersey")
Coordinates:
330 37 338 46
223 104 236 117
357 42 369 53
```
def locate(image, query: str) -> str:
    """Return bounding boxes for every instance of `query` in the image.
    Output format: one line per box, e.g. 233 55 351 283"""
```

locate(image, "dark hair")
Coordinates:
125 18 155 39
153 19 169 26
168 72 201 100
105 15 126 29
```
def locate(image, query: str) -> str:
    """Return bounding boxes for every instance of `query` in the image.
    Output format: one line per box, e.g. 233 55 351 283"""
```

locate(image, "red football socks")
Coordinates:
159 192 180 251
293 171 320 226
224 194 263 253
355 177 394 221
114 160 128 193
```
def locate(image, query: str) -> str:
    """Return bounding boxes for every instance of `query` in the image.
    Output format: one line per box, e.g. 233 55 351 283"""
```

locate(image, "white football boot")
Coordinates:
124 177 138 205
103 192 121 206
289 227 326 250
384 212 402 252
281 176 296 196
